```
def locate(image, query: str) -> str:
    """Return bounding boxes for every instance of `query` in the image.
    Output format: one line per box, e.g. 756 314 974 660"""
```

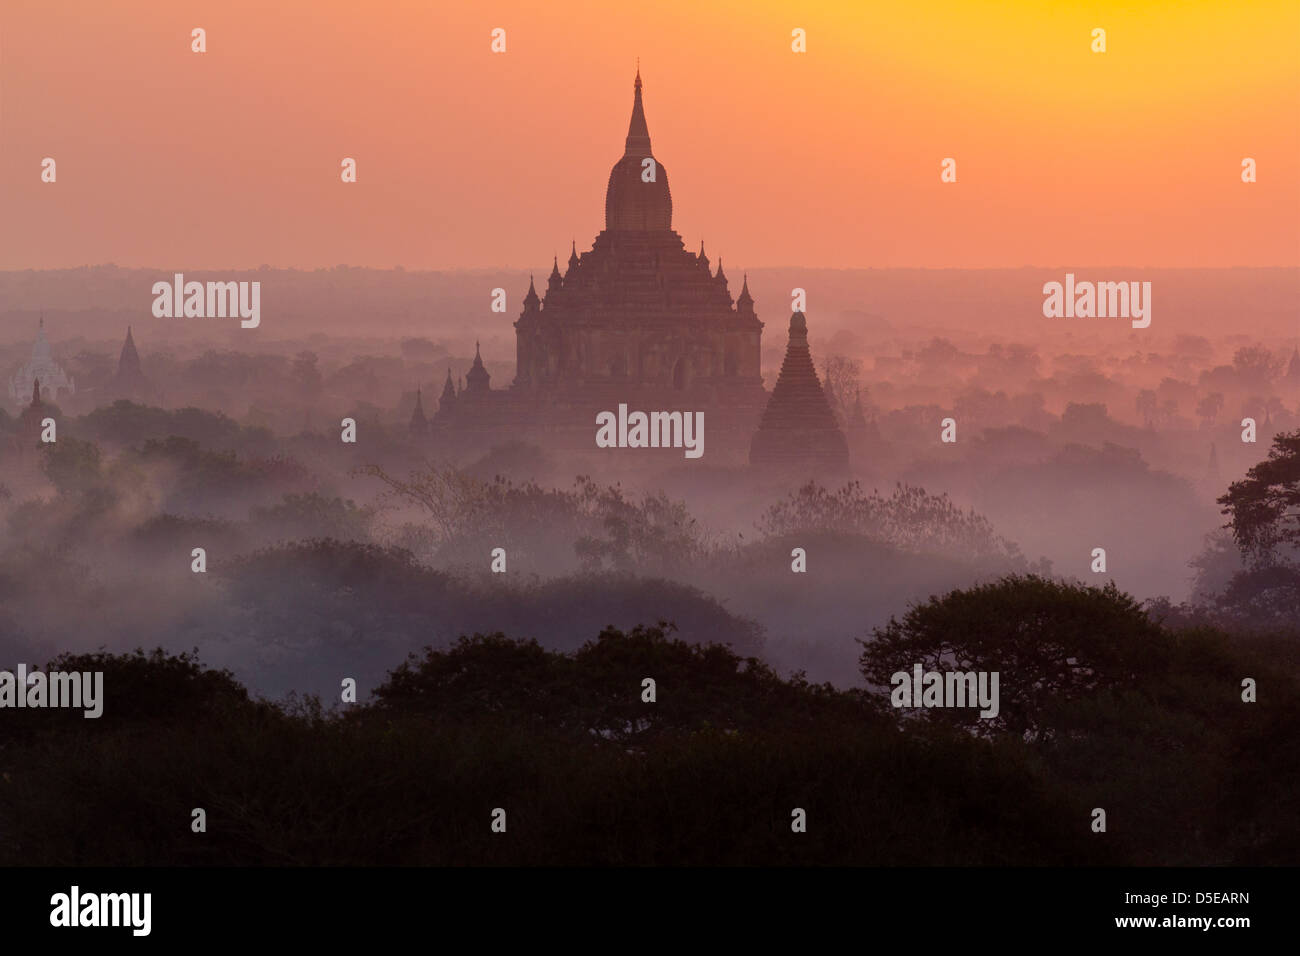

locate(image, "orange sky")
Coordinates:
2 0 1297 270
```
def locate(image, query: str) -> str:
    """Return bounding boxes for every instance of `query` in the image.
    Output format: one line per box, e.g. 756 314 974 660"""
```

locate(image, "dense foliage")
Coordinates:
0 578 1293 866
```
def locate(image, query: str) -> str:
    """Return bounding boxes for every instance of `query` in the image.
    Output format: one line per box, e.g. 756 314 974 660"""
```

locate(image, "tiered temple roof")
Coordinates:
531 228 741 319
512 69 764 399
749 312 848 471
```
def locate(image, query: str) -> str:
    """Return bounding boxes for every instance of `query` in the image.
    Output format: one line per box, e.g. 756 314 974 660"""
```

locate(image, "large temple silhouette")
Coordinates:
511 68 765 404
435 69 846 469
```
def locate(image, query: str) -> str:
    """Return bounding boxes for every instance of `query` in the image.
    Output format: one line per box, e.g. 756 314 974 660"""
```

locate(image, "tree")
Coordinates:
1265 396 1288 424
69 350 115 389
1195 392 1224 428
79 401 247 451
373 624 845 743
362 464 708 573
1217 428 1300 567
1241 395 1268 421
758 480 1025 566
1060 401 1113 435
1159 397 1180 427
1136 389 1157 427
249 492 375 543
821 354 862 426
859 575 1170 737
917 337 962 367
1173 334 1214 362
292 351 323 398
1187 528 1244 604
1232 346 1282 385
40 436 102 495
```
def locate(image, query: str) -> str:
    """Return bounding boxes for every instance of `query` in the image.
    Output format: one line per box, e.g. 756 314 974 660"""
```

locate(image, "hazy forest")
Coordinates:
0 266 1297 864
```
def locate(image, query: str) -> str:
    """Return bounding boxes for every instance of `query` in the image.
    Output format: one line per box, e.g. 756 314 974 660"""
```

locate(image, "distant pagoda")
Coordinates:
408 386 429 437
13 378 47 455
8 318 74 405
749 312 848 472
437 368 457 414
110 325 154 402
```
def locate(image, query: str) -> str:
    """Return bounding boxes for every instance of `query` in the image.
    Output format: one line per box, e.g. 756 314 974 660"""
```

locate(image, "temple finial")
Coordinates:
624 63 650 155
737 272 754 312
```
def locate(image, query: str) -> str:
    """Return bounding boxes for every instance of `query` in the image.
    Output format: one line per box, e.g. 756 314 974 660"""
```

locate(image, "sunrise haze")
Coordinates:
1 0 1297 270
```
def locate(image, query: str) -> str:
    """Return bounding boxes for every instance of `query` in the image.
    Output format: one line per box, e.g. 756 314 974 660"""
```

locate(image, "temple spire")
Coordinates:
605 64 671 231
409 385 428 436
737 273 755 314
624 65 651 157
523 274 541 312
567 239 580 273
467 341 491 393
118 324 141 375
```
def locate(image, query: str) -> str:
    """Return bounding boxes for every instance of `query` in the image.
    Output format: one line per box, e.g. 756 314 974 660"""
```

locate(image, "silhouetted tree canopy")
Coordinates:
374 623 859 743
859 574 1171 736
759 480 1024 566
1218 428 1300 567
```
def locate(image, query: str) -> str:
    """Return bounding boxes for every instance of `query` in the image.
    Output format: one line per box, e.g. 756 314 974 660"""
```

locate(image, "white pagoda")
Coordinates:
8 318 75 405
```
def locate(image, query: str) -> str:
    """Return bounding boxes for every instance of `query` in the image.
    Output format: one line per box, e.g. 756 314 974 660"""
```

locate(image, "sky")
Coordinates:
1 0 1297 270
